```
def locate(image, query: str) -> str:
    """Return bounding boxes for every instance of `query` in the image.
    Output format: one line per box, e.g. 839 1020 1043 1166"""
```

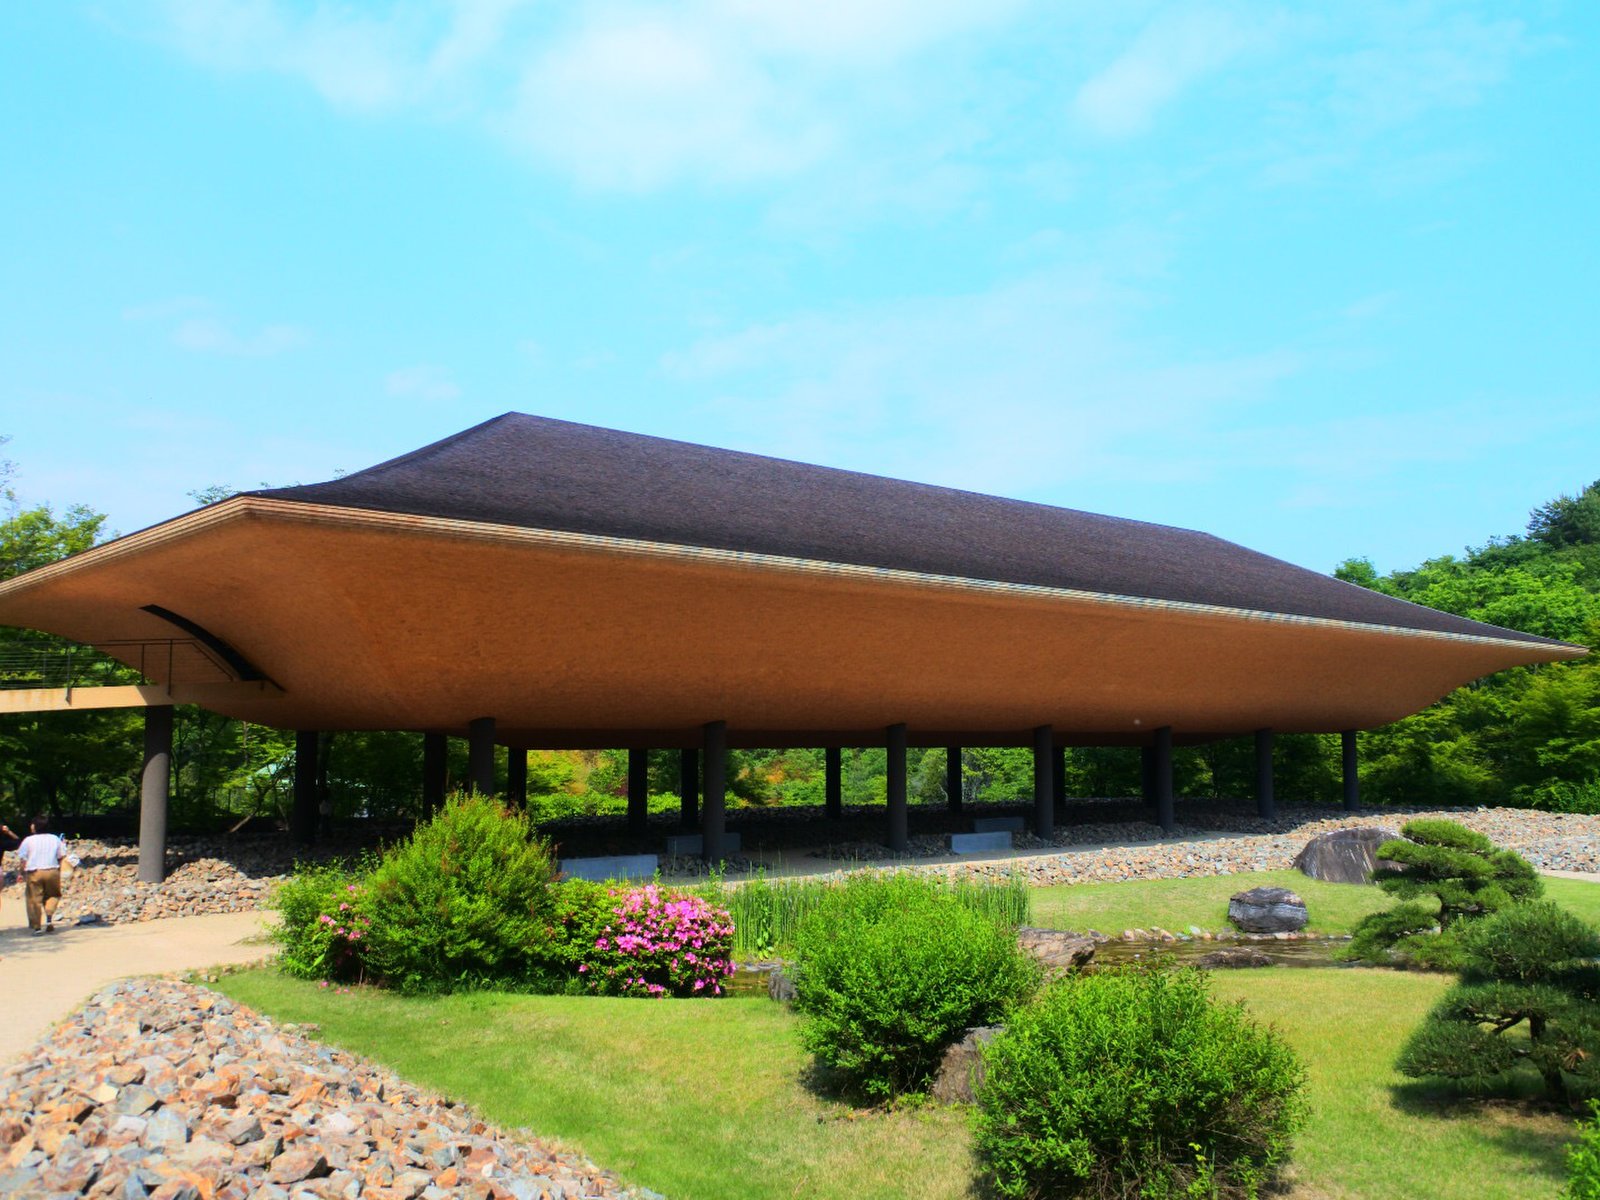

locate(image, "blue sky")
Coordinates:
1 1 1596 573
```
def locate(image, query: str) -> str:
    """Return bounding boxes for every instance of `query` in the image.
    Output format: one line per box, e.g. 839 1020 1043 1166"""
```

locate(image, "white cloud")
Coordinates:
172 316 309 357
662 257 1302 497
140 0 1549 206
507 15 830 189
386 364 462 401
124 297 309 357
1073 6 1266 139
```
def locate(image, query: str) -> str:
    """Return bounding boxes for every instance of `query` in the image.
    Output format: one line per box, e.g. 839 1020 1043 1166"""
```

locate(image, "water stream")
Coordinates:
729 935 1355 997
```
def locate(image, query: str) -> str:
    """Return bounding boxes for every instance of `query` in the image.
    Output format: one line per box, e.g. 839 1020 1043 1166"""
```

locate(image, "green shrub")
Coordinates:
791 873 1036 1100
1344 818 1541 966
1532 778 1600 816
1567 1103 1600 1200
271 861 370 982
360 792 559 994
974 968 1308 1200
1398 901 1600 1101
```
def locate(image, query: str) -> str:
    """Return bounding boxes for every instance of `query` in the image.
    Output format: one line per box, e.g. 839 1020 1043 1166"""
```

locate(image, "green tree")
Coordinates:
1397 902 1600 1102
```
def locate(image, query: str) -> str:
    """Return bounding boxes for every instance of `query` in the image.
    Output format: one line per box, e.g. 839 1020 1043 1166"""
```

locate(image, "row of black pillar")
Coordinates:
131 708 1365 879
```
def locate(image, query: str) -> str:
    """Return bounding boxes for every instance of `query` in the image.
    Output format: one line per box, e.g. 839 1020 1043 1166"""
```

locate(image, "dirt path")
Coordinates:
0 896 273 1064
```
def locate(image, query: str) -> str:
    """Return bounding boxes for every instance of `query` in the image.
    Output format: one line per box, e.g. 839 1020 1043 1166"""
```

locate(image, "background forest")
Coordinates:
3 440 1597 832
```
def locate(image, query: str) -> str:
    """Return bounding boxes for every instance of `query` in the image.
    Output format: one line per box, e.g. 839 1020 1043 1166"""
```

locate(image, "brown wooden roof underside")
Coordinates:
0 499 1580 746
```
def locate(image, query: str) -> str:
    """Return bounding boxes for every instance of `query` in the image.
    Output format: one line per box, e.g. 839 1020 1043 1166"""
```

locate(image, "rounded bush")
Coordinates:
792 873 1036 1100
974 968 1308 1200
359 792 558 994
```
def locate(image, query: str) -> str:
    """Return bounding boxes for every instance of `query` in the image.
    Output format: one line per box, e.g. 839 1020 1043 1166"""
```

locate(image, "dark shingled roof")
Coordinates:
252 413 1560 648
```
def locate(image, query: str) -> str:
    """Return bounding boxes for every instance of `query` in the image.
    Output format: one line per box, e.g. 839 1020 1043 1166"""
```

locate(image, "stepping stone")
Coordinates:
950 831 1012 854
972 816 1025 833
556 854 659 882
664 833 742 857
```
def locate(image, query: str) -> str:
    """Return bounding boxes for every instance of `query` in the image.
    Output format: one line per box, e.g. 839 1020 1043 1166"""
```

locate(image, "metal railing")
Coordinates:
0 637 239 692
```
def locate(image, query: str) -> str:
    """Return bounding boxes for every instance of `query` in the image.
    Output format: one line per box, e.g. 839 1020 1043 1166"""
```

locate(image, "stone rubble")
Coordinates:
6 806 1594 928
901 806 1600 888
0 977 661 1200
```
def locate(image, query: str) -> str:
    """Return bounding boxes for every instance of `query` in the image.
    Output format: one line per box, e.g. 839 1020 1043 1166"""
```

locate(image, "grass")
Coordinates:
220 871 1599 1199
1212 969 1576 1199
219 959 1591 1200
1031 870 1600 937
218 974 975 1200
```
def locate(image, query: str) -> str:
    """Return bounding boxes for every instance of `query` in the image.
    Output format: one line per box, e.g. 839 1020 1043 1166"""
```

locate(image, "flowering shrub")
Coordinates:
273 864 371 983
575 883 735 998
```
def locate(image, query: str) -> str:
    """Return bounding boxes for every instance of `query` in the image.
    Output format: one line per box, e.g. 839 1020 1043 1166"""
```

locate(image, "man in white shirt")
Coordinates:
13 815 67 936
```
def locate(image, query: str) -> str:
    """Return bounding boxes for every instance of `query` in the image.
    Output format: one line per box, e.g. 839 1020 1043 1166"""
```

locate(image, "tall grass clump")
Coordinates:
718 870 1030 957
975 967 1308 1199
791 873 1037 1100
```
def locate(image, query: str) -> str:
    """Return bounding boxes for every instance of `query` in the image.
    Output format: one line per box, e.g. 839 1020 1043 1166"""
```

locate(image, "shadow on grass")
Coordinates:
1389 1078 1577 1183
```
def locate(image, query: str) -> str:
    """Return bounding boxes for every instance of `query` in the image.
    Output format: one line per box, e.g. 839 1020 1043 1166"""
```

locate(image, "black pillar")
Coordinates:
1032 725 1055 838
945 746 962 814
1342 729 1361 812
507 748 527 808
1255 728 1275 820
138 704 173 883
825 747 843 820
679 748 699 829
886 724 908 853
628 748 650 836
293 729 319 845
702 721 727 862
1053 745 1067 811
468 717 496 795
422 732 447 813
1154 726 1175 834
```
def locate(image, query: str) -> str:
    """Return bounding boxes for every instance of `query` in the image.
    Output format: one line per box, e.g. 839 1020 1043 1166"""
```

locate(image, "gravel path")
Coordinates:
0 978 659 1199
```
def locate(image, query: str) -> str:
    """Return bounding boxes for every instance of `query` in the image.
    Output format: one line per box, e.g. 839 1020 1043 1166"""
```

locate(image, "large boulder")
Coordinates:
1016 927 1096 974
931 1025 1003 1104
1227 887 1308 934
1292 826 1402 884
1195 946 1275 970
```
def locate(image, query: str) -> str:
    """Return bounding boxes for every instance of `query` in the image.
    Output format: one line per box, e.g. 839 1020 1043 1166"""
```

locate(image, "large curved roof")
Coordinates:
256 412 1558 648
0 412 1582 743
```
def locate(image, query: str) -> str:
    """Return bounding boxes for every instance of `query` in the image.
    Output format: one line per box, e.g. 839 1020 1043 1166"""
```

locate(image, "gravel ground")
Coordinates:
5 806 1594 927
801 805 1600 885
0 977 660 1199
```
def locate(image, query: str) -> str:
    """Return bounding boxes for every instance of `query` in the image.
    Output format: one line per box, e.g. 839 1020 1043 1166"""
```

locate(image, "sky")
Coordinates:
0 0 1596 574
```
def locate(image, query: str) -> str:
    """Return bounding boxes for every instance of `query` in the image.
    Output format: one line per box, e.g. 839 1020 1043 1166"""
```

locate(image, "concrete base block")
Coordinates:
972 816 1025 833
558 854 659 882
665 832 742 857
950 831 1013 854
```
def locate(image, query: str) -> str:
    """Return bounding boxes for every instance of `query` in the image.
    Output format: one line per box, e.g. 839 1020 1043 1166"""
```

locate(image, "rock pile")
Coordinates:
0 835 371 927
0 978 658 1199
924 807 1600 888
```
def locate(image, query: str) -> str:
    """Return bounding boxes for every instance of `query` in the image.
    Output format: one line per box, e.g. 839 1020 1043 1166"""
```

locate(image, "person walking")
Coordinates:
13 815 68 936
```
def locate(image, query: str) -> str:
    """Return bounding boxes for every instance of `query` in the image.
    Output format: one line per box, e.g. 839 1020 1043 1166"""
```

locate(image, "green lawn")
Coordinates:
1030 869 1600 937
219 959 1588 1200
218 975 976 1200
